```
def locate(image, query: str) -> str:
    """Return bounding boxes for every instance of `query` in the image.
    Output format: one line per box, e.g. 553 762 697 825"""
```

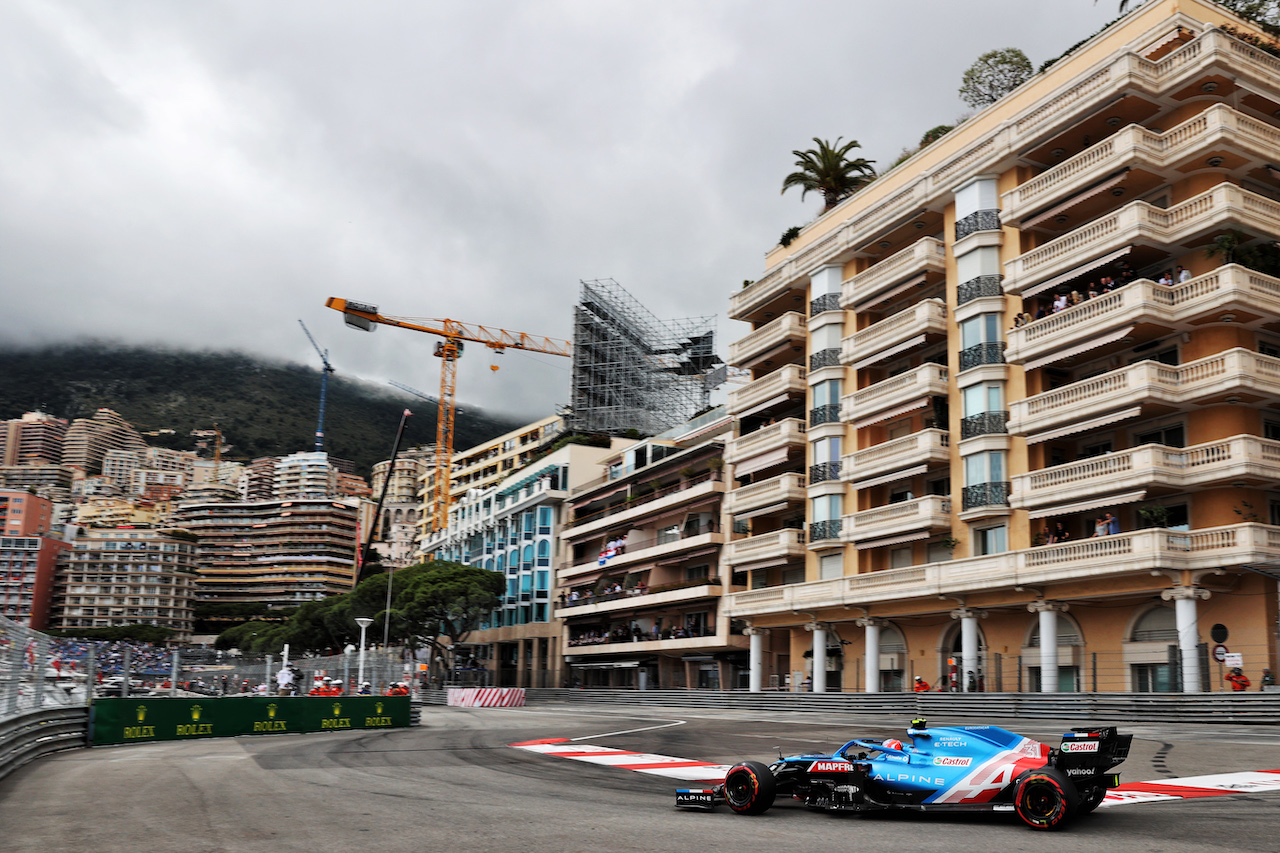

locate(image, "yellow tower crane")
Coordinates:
325 297 572 533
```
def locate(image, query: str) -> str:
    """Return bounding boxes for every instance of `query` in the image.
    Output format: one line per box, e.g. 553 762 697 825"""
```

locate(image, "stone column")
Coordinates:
950 608 986 692
857 618 887 693
806 622 827 693
1028 601 1069 693
746 627 765 692
1163 586 1211 692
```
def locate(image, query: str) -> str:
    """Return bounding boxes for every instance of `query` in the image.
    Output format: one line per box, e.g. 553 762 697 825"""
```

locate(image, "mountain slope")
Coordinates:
0 343 525 477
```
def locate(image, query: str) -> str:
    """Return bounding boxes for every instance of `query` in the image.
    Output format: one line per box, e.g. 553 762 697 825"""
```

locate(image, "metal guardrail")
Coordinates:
0 706 88 782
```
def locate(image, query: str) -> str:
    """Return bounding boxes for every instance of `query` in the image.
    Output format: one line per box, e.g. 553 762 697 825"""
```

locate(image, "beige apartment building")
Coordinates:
725 0 1280 694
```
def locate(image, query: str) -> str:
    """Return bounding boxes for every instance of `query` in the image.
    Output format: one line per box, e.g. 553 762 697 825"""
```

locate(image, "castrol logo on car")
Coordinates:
932 756 972 767
809 760 854 773
1061 741 1100 753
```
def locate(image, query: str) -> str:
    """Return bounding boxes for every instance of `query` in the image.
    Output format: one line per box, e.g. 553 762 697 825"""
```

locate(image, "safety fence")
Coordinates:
170 649 414 698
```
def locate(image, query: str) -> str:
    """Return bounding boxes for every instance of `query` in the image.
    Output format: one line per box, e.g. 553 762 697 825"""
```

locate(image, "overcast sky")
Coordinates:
1 1 1126 420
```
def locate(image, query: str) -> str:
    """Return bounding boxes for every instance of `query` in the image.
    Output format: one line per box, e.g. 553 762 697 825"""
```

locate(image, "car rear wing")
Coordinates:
1055 727 1132 778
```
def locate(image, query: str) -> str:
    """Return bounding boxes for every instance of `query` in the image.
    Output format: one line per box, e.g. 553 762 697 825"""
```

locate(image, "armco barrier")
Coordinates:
446 687 526 707
91 695 412 746
0 707 89 782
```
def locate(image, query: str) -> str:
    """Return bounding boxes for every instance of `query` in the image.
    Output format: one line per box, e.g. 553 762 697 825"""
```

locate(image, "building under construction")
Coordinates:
568 279 722 437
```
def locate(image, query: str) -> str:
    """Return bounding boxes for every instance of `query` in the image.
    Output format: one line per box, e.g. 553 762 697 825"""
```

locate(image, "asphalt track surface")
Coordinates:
3 704 1280 853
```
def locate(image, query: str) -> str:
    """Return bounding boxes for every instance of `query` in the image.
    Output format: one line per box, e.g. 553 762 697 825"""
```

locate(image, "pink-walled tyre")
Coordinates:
1014 767 1078 830
723 761 776 815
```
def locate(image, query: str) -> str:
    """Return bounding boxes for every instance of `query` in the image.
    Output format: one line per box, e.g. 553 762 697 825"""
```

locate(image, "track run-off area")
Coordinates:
2 704 1279 853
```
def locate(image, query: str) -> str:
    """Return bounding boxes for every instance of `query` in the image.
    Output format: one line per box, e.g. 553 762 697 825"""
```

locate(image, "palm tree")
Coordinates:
781 137 877 213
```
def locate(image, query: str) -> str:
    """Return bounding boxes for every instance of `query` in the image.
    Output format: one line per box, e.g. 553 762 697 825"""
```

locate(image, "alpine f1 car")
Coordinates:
675 718 1131 831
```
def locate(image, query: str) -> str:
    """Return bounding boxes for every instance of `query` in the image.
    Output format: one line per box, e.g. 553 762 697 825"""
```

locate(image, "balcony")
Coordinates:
809 404 840 426
843 495 951 543
568 632 749 657
1008 347 1280 437
724 472 807 518
809 348 841 371
1011 435 1280 511
724 418 806 467
724 523 1280 618
1003 104 1280 223
728 364 807 417
961 481 1011 512
1003 184 1280 294
955 209 1001 241
556 580 728 619
958 341 1006 372
841 298 947 368
567 476 725 540
809 519 842 543
728 311 807 369
957 275 1004 306
561 528 726 581
808 461 841 484
810 293 841 316
1006 265 1280 369
724 528 807 568
840 363 949 427
959 411 1009 440
842 237 946 310
843 428 950 486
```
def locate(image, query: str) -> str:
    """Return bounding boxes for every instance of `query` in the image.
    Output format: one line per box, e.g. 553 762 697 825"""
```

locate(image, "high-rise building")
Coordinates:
0 535 71 629
724 0 1280 694
0 490 55 537
50 528 198 640
0 412 68 466
171 498 359 607
62 409 147 475
370 446 436 567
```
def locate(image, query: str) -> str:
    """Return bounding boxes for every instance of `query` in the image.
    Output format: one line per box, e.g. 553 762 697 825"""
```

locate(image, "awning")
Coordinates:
852 334 928 371
569 660 642 669
734 500 790 520
852 273 928 311
855 530 932 550
853 397 930 429
734 447 792 477
1022 246 1133 299
850 464 929 491
1020 325 1135 372
1027 489 1148 520
1025 406 1142 444
1022 171 1130 229
656 546 719 566
740 393 793 418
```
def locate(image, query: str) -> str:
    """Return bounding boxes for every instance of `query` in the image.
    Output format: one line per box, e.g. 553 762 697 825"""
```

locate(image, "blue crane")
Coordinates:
299 319 335 452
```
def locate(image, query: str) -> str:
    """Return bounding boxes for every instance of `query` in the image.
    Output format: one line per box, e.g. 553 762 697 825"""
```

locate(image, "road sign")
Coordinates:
1224 653 1244 668
1212 644 1229 662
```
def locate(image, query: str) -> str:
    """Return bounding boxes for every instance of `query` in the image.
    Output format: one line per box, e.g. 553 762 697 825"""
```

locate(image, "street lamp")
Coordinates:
355 617 374 689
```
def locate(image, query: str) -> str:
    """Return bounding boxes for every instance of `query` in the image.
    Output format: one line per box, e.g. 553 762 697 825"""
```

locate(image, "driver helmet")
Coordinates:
882 738 903 751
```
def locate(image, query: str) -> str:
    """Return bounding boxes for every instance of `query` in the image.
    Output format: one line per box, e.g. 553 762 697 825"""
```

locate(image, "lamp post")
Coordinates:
355 617 374 689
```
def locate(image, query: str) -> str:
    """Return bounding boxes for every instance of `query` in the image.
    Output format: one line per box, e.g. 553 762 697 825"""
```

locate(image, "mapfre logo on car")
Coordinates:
809 760 853 773
1061 741 1100 753
932 756 972 767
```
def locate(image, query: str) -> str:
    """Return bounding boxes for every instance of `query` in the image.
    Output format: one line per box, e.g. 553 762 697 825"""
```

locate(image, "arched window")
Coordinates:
536 540 551 566
521 544 534 569
1130 606 1177 642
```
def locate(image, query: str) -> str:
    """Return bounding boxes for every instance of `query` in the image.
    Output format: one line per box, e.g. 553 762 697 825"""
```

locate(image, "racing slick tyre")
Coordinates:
1014 767 1078 831
723 761 776 815
1075 784 1106 815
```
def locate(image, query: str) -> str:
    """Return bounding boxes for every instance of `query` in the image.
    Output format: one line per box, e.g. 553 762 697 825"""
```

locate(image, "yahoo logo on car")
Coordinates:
933 756 973 767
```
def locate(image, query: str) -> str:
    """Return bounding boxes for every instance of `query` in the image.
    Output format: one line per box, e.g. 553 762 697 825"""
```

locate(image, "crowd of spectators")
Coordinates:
49 638 175 675
1010 263 1192 329
568 621 709 647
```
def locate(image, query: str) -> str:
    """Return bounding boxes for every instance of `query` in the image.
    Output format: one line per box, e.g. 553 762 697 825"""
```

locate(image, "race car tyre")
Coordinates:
723 761 776 815
1014 767 1078 831
1076 784 1106 815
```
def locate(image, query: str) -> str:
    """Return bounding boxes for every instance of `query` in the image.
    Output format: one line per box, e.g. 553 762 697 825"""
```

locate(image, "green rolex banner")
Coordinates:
91 696 412 746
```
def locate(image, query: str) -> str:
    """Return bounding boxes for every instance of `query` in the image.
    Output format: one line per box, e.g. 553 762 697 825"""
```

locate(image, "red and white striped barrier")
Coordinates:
447 687 526 707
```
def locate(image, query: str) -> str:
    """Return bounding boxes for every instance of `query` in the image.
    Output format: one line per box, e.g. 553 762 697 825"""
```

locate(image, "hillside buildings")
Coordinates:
724 0 1280 693
62 408 147 475
0 535 71 630
0 411 67 466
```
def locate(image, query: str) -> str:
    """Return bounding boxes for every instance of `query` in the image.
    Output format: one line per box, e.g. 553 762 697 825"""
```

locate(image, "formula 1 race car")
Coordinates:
675 719 1131 831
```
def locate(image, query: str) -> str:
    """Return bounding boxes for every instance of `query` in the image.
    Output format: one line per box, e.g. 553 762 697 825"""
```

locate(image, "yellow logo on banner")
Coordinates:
268 703 278 719
332 702 342 716
375 701 384 715
322 701 352 729
136 705 147 722
190 705 202 721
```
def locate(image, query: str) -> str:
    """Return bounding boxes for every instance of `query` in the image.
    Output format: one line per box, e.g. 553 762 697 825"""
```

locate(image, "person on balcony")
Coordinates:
1176 265 1191 283
1105 512 1120 535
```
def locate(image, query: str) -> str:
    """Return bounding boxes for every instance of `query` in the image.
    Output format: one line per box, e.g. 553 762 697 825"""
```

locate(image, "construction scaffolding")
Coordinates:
567 279 723 437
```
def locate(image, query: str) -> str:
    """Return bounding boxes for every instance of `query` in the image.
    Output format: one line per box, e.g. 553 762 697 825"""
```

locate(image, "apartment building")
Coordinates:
422 439 622 686
370 446 435 567
0 491 54 537
62 408 147 475
725 0 1280 694
559 409 743 689
0 412 68 466
50 528 198 640
171 498 360 607
0 535 71 629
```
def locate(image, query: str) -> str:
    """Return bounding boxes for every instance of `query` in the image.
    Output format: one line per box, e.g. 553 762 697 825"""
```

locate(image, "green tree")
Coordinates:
959 48 1034 108
390 561 504 674
781 137 877 213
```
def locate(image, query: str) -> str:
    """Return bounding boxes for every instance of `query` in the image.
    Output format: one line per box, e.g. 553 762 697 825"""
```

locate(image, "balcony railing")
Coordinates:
840 363 949 423
955 209 1001 241
957 275 1004 306
960 411 1009 440
728 311 807 368
725 417 807 465
1007 265 1280 367
1012 435 1280 510
724 528 807 567
809 348 841 371
810 293 841 316
808 461 841 484
841 298 947 366
962 481 1011 511
844 495 951 542
843 428 950 485
728 364 807 416
724 523 1280 617
958 341 1006 371
842 237 946 309
809 519 842 542
809 404 840 426
724 472 807 517
1009 347 1280 436
1003 184 1280 294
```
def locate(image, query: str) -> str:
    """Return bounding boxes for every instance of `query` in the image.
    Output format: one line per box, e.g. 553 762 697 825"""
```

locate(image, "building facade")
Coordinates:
0 491 55 537
61 409 147 475
0 411 68 467
0 535 71 629
725 0 1280 694
50 528 198 640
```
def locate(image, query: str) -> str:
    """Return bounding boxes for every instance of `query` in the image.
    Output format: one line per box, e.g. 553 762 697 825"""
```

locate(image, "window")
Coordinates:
1134 424 1184 448
962 382 1003 416
1266 420 1280 441
927 541 953 563
886 418 912 440
537 506 553 533
781 567 805 585
811 494 842 521
812 379 841 407
973 524 1007 555
889 548 913 568
819 553 843 580
960 313 1001 348
964 451 1005 485
812 436 841 463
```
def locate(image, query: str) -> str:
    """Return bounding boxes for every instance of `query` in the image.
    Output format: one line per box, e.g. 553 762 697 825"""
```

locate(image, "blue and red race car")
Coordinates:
676 718 1131 831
